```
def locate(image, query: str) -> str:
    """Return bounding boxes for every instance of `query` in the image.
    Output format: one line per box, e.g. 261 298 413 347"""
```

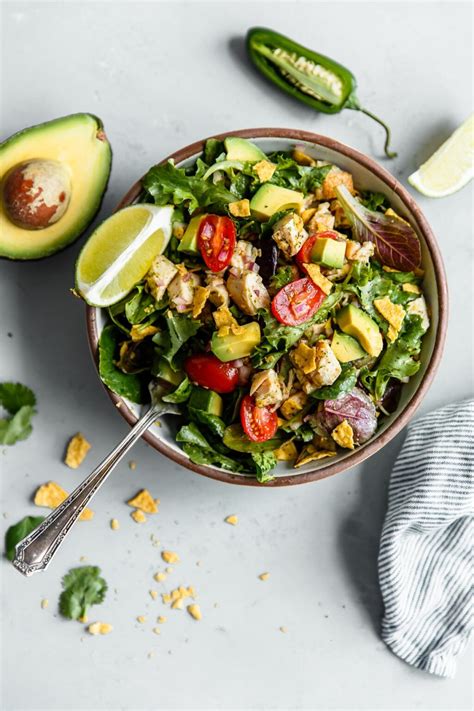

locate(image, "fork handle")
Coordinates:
13 405 159 577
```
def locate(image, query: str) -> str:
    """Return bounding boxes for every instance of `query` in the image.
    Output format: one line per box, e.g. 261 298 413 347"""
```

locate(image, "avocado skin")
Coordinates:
0 113 112 261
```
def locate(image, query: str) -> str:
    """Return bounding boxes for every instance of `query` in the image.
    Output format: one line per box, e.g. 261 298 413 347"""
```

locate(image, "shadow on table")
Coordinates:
338 430 406 634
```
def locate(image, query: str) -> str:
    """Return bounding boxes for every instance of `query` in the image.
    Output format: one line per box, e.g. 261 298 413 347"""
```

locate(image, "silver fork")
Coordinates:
13 381 180 577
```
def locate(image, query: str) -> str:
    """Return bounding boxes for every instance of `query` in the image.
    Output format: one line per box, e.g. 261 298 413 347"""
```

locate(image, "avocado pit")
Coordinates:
2 159 71 230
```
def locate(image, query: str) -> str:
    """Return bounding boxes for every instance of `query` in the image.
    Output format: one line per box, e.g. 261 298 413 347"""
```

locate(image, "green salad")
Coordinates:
98 137 430 483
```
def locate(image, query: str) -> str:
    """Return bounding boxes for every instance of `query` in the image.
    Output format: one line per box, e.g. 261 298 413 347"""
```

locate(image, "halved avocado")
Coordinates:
0 113 112 259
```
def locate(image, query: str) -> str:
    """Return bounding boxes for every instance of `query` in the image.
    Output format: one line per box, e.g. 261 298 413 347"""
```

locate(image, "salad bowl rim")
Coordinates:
85 127 448 486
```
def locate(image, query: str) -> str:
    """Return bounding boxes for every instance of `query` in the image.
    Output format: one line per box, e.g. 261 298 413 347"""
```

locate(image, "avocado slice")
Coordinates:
224 137 266 163
0 113 111 260
250 183 304 221
178 214 206 255
153 357 184 387
211 322 261 362
311 237 346 268
189 386 223 417
331 331 366 363
336 305 383 357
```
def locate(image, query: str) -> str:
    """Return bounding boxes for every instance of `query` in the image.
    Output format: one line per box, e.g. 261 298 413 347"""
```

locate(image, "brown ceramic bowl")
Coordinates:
86 128 448 486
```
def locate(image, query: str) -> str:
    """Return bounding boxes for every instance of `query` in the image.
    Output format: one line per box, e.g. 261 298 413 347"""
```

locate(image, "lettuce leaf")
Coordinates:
267 153 331 192
152 311 200 370
143 161 235 213
251 452 276 483
98 325 149 403
336 185 421 271
311 365 358 400
176 423 245 471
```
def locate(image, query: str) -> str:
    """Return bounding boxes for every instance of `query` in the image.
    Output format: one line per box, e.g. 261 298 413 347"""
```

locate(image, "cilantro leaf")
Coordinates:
5 515 44 561
59 566 108 621
0 382 37 445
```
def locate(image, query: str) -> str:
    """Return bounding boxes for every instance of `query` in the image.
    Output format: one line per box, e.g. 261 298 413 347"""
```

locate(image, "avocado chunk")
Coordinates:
0 113 112 260
311 237 346 268
336 305 383 357
153 357 184 387
211 322 261 362
224 137 266 163
178 214 206 255
331 331 366 362
189 386 223 417
250 184 304 221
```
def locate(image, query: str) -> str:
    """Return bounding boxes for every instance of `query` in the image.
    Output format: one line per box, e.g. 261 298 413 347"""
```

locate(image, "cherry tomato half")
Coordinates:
240 395 278 443
197 215 236 272
271 277 326 326
295 230 339 271
184 354 239 394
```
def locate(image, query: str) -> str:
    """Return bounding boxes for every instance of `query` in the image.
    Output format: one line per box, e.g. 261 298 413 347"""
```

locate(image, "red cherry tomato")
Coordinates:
296 230 339 270
197 215 236 272
240 395 278 443
271 277 326 326
184 354 239 394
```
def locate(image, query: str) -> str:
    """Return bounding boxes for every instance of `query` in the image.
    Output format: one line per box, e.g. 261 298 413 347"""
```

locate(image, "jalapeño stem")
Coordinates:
356 106 397 159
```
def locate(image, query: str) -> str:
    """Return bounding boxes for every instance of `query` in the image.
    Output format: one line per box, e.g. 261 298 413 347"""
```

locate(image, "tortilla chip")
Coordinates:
331 420 355 450
34 482 94 520
64 433 91 469
127 489 158 514
294 444 337 468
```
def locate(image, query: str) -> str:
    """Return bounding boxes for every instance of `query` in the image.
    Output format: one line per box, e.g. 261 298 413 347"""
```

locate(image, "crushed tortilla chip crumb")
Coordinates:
402 282 421 294
157 616 167 624
259 573 270 581
154 572 167 583
253 160 276 182
304 264 333 295
163 586 197 610
228 199 251 218
274 440 298 461
294 445 337 468
87 622 113 635
149 590 158 600
331 420 355 450
34 482 94 521
137 616 147 624
192 286 210 318
41 598 49 609
161 550 179 564
64 433 91 469
152 627 161 635
128 460 137 470
110 518 119 531
225 515 238 526
165 566 173 574
187 604 202 621
374 296 405 342
130 324 159 342
291 342 317 375
279 626 287 633
127 489 158 514
171 598 184 610
131 509 147 524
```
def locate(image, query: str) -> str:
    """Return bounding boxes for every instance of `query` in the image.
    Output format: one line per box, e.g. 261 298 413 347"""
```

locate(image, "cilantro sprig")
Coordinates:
59 566 108 620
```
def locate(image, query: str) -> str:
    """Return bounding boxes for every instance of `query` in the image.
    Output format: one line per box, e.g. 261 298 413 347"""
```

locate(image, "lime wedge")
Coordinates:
408 115 474 197
76 204 173 306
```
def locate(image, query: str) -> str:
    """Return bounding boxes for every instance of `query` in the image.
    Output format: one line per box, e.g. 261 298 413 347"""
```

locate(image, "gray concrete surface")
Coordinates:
0 2 472 709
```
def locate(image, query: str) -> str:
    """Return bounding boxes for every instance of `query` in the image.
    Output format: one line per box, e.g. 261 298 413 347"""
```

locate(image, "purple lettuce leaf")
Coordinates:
317 387 377 444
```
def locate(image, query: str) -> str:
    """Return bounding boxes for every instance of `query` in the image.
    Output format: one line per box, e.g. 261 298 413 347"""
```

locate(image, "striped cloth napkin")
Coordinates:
378 399 473 678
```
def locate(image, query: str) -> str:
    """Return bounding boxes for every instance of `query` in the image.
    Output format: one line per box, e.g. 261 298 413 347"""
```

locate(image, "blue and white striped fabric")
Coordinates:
378 399 473 678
